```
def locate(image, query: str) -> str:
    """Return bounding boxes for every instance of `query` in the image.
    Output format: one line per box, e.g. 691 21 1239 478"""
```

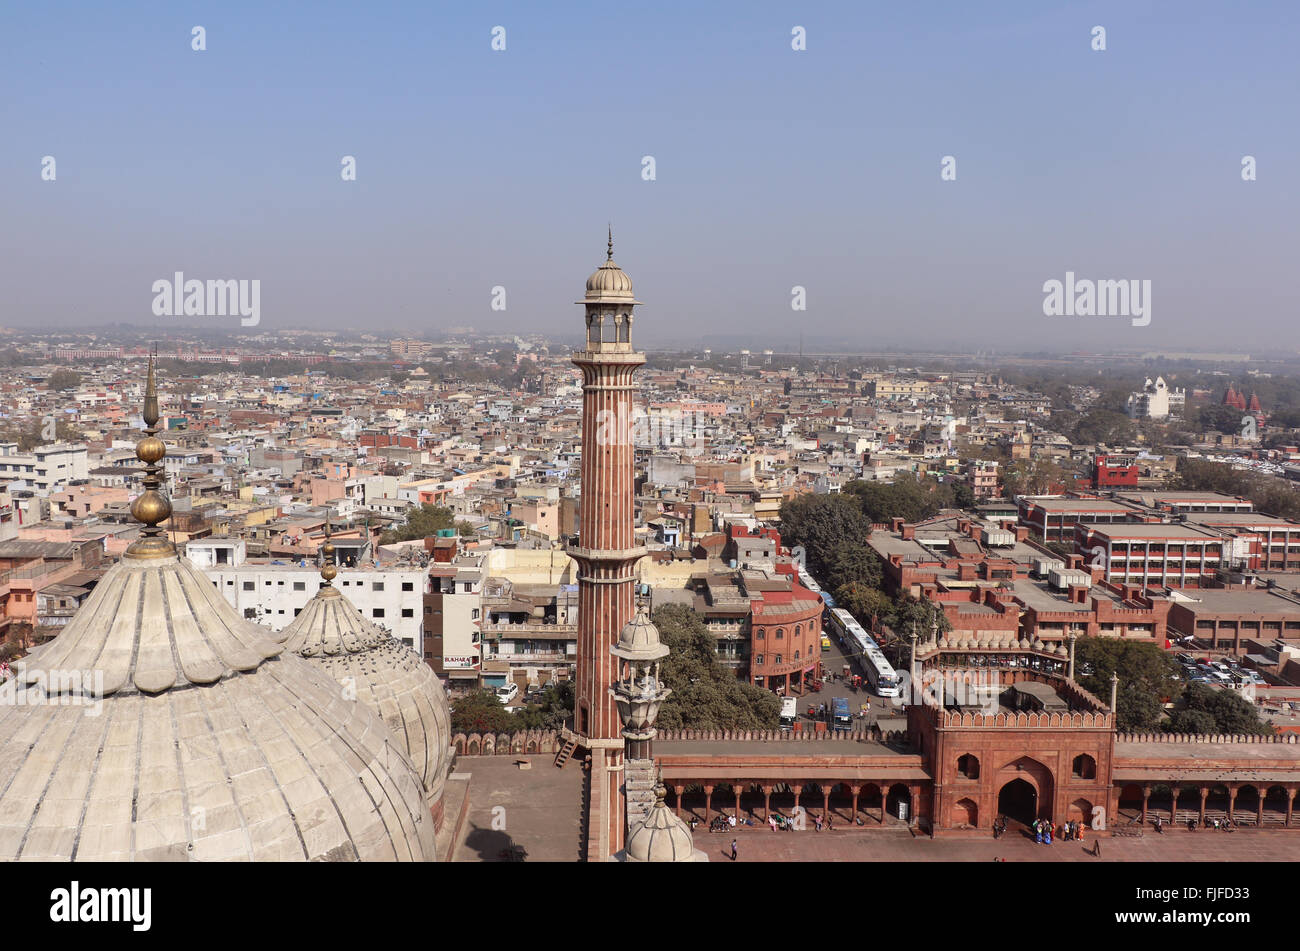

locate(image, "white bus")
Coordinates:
863 648 902 699
827 608 902 698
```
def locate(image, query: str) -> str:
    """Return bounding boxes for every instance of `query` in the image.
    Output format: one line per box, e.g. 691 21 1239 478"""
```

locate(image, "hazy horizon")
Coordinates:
3 1 1296 350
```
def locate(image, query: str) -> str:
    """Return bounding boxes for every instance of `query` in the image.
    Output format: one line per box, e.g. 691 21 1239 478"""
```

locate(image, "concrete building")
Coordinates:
0 442 89 496
204 563 426 648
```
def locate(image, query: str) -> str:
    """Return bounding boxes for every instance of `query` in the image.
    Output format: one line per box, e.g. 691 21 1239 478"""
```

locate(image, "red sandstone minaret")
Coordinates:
570 230 645 860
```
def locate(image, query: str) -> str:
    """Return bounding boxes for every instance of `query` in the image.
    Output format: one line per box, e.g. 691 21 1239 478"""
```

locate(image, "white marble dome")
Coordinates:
623 786 707 863
276 572 452 826
0 554 435 861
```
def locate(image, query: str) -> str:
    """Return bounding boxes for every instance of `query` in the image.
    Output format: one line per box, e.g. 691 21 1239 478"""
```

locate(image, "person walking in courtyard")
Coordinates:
730 838 738 861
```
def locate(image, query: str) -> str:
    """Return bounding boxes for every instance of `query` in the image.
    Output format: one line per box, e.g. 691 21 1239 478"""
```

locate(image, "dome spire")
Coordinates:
320 517 339 592
607 224 613 261
124 348 175 559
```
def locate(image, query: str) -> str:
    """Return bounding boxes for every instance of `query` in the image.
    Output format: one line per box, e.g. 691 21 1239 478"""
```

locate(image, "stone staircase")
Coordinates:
555 737 577 768
624 758 658 828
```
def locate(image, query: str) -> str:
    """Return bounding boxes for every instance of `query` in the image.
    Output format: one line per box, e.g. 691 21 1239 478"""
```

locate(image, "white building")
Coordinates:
0 442 89 496
1126 376 1185 420
202 563 427 649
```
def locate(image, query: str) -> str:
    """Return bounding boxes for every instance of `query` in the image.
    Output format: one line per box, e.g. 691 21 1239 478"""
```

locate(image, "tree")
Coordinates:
1116 681 1165 732
46 369 81 392
1075 637 1183 731
450 691 516 734
513 680 574 731
889 596 952 656
1196 404 1247 436
951 482 976 510
378 503 474 543
652 604 780 731
1175 683 1271 735
777 493 872 579
1071 408 1135 447
845 474 952 525
834 581 893 627
1165 708 1217 735
824 542 883 593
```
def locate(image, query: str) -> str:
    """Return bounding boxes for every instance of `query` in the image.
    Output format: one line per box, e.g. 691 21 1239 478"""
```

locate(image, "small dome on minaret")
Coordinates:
582 227 641 304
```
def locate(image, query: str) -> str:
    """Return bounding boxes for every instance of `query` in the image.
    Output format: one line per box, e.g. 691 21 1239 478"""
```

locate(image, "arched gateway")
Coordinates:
998 778 1037 826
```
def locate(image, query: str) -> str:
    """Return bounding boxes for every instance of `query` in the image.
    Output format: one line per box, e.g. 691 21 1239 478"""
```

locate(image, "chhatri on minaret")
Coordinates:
0 356 435 861
568 230 647 860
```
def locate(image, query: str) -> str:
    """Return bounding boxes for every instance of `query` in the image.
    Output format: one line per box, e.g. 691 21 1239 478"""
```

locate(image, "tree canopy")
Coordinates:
1075 637 1182 732
844 473 957 525
378 502 475 543
1170 683 1271 736
449 691 517 734
1173 458 1300 521
777 493 872 578
652 603 780 731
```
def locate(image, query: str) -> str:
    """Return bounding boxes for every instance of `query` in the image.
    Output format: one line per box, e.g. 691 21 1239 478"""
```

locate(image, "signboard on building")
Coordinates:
443 656 479 669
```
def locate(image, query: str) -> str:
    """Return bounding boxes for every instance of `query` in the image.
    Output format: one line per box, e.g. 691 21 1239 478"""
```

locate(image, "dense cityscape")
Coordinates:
5 303 1300 869
3 5 1296 934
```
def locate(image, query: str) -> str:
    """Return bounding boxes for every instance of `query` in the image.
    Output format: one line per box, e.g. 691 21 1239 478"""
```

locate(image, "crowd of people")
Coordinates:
1029 817 1087 844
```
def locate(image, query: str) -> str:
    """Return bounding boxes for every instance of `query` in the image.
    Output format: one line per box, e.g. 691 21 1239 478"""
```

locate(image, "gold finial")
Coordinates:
607 225 613 261
320 518 338 588
125 349 175 559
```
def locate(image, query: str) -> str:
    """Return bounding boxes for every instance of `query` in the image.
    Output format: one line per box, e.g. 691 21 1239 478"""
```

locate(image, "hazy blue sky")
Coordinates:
2 1 1296 351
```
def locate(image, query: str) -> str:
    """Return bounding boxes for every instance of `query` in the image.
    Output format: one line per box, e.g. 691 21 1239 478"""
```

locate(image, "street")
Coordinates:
790 632 901 728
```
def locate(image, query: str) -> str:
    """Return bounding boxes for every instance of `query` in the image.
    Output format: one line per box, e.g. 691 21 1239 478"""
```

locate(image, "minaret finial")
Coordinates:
607 224 613 261
124 346 175 559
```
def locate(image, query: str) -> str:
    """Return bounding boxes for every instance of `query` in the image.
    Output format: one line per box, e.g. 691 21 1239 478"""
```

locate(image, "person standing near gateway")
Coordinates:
730 839 738 861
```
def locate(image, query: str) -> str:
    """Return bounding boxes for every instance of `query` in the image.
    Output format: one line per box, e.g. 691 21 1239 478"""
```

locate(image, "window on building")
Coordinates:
402 608 413 618
242 581 254 591
293 582 305 591
373 582 384 591
775 628 784 639
957 754 980 779
402 582 414 592
373 608 385 618
1072 754 1097 779
755 654 764 665
775 654 782 665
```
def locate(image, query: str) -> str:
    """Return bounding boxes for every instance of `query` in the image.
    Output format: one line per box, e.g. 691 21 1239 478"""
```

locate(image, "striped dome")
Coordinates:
276 581 452 825
0 554 434 861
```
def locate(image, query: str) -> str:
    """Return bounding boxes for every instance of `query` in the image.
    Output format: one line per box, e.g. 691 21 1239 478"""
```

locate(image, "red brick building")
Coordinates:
1093 453 1139 489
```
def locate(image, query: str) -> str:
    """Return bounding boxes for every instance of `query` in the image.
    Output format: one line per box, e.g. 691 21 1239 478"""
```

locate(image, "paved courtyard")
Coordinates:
451 754 584 862
700 826 1300 862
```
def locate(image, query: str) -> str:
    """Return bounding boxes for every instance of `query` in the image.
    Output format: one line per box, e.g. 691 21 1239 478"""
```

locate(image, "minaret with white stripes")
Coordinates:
570 230 645 860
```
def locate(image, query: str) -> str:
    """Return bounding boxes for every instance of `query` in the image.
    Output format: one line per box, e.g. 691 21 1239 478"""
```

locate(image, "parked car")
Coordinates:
495 682 520 705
